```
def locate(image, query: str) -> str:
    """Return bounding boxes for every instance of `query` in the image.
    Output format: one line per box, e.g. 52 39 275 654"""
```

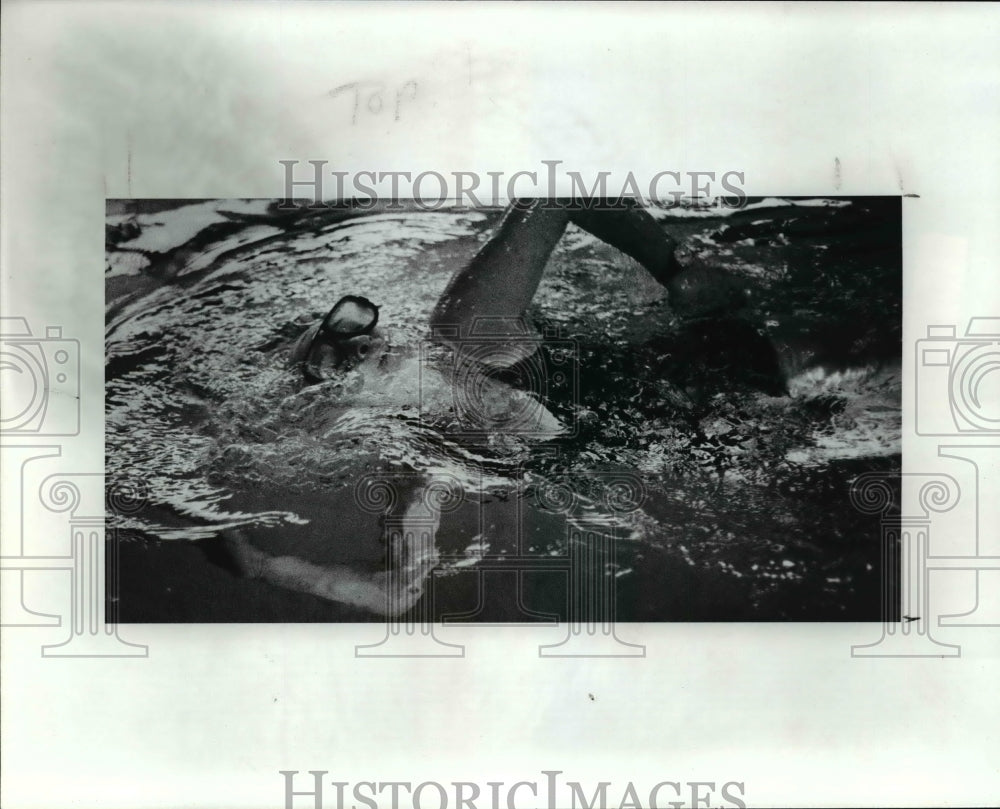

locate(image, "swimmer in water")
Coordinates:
290 198 751 383
230 198 773 615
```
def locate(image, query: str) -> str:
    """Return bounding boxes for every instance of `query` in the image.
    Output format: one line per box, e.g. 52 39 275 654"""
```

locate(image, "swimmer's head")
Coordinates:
291 295 389 383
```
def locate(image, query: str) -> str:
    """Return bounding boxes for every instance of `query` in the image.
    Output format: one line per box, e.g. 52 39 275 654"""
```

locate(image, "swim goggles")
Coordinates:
295 295 380 383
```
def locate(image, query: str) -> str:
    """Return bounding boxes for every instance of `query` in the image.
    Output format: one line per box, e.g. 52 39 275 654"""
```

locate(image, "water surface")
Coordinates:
106 198 901 621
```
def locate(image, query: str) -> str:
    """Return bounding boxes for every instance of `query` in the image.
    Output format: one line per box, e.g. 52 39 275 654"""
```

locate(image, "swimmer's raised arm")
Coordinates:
430 199 570 340
430 198 729 344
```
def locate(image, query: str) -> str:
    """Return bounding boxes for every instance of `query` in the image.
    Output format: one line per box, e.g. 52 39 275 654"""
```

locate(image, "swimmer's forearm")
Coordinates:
258 555 429 616
431 200 569 335
568 201 681 285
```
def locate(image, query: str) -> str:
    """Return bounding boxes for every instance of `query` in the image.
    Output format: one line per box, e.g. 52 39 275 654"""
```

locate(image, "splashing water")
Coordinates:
107 198 901 619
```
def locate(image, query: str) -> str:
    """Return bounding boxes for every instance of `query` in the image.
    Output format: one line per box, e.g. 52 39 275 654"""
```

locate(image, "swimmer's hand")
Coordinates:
667 262 748 319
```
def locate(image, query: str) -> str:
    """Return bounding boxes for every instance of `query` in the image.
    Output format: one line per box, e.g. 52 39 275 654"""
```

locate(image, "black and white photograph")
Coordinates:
3 3 998 809
106 195 902 623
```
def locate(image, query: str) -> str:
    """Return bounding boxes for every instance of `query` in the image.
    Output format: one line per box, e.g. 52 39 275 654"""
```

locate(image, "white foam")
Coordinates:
785 364 902 465
648 197 852 220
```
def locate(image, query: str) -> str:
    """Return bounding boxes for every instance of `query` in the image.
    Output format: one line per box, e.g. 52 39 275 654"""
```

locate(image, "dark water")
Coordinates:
106 198 901 621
